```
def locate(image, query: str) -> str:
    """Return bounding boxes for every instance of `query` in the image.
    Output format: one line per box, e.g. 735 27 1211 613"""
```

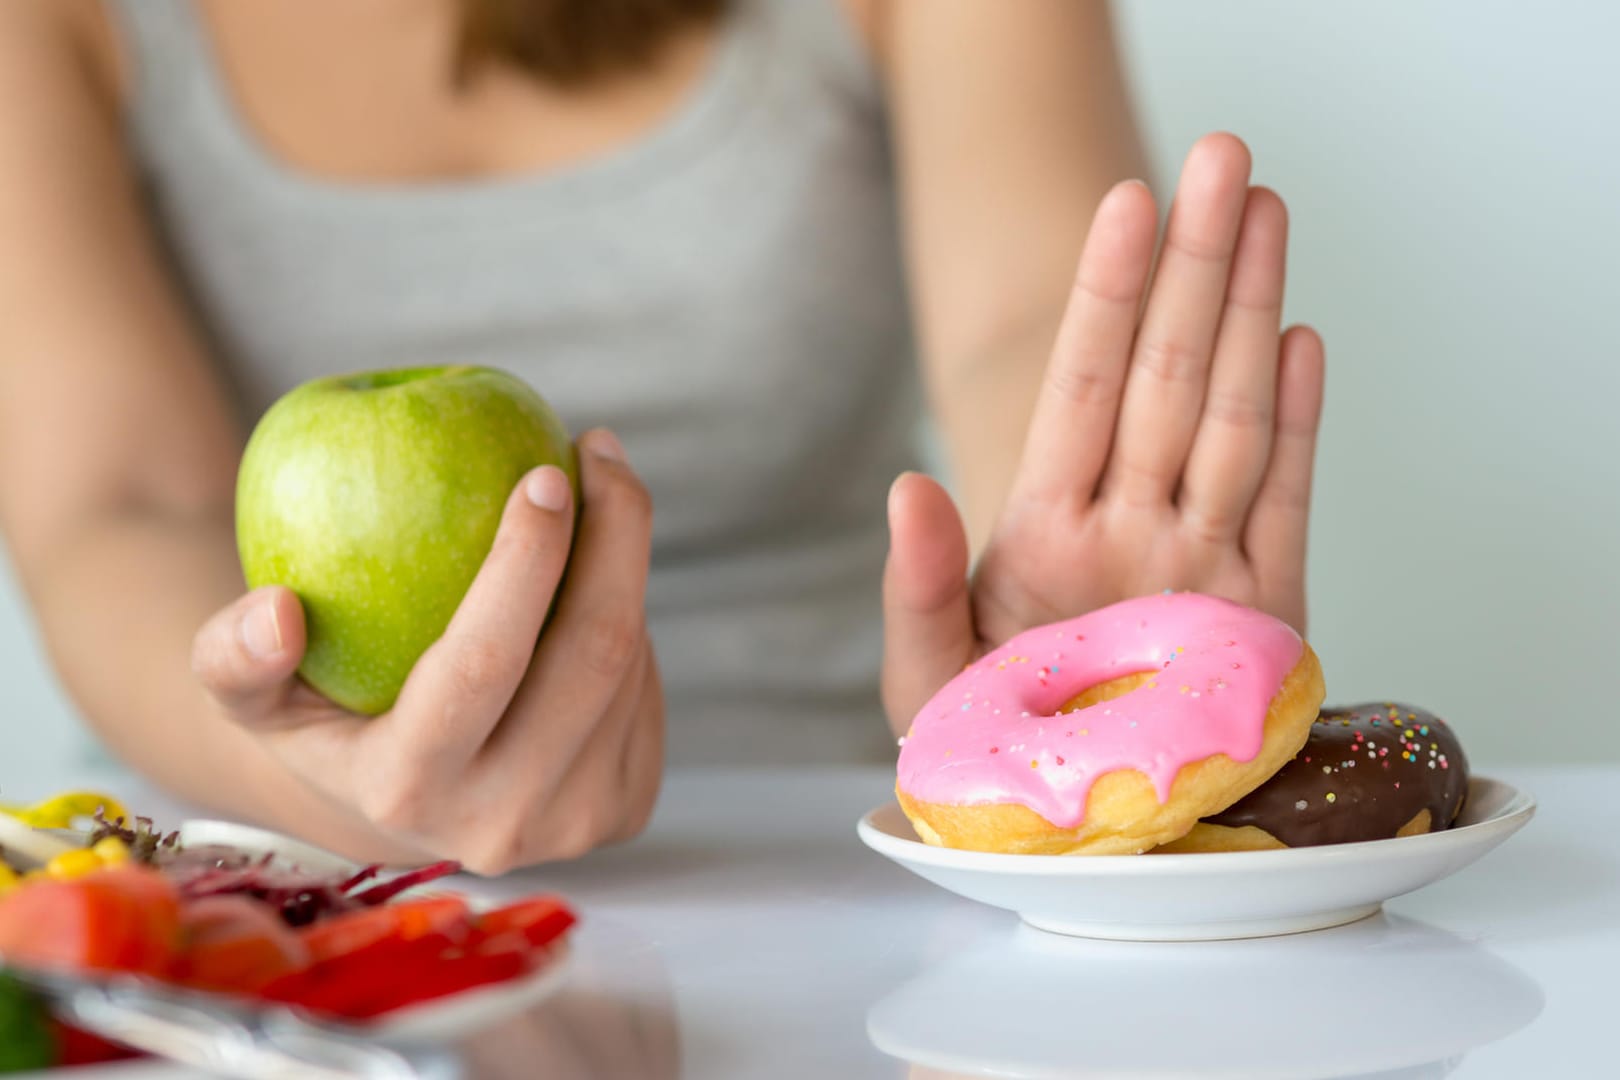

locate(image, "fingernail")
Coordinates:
240 599 283 660
888 472 914 519
525 465 572 511
586 429 627 463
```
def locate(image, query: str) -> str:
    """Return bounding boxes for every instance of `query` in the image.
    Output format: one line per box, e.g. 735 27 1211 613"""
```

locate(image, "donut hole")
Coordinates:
1059 670 1159 714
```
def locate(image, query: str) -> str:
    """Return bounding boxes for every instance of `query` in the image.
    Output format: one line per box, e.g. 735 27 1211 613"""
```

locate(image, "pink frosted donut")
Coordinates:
895 593 1325 855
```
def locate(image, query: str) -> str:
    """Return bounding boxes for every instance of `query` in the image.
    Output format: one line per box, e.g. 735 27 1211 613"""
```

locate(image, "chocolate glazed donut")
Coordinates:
1156 703 1469 852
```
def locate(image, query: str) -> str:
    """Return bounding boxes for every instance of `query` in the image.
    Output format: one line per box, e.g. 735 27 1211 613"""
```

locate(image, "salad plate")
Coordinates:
857 775 1535 940
0 808 576 1069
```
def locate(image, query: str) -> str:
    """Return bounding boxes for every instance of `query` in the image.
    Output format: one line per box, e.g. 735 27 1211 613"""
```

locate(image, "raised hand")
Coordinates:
884 134 1325 728
190 429 664 874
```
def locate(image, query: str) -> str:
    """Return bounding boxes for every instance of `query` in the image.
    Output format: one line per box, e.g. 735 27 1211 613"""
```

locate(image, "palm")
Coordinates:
973 499 1281 652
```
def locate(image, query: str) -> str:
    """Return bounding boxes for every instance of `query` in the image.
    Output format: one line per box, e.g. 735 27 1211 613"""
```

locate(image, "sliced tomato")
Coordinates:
297 895 470 964
0 866 180 977
176 895 310 993
471 896 576 951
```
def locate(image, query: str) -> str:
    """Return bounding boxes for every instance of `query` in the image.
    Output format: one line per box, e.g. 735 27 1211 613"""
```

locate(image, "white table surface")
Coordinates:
7 752 1613 1079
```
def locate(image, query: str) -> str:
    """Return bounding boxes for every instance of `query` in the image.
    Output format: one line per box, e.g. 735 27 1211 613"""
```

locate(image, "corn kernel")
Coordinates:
91 837 130 865
46 849 104 880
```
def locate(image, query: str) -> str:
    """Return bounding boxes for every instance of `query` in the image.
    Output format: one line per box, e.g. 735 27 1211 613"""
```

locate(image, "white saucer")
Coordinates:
856 776 1535 941
867 911 1544 1078
172 819 571 1042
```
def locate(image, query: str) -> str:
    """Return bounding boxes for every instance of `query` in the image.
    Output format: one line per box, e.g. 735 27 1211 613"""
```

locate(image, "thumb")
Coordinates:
191 585 308 722
881 472 977 732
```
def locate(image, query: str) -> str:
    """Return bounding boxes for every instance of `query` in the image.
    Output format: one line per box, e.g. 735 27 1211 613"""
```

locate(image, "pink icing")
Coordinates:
895 592 1304 829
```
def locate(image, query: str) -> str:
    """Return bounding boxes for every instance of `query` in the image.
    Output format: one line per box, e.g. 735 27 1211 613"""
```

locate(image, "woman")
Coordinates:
0 0 1323 872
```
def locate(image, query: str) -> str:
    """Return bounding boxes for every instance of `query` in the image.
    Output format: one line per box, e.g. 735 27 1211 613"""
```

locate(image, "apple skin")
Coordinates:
235 365 577 715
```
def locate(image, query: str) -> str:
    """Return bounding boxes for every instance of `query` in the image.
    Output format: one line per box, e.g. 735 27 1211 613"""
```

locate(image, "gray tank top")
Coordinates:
108 0 918 765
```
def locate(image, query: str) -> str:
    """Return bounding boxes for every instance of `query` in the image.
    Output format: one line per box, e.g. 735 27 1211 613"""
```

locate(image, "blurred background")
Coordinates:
3 0 1617 766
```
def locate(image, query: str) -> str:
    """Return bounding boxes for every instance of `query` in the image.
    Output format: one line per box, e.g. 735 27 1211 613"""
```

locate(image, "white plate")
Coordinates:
867 911 1544 1078
857 776 1535 941
170 819 571 1043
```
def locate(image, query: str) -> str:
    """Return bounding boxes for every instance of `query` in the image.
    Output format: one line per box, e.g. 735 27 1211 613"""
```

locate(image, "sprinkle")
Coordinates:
1326 792 1337 803
1031 760 1039 769
1322 765 1331 774
1056 756 1066 766
1419 726 1430 736
1129 721 1137 728
989 747 999 754
896 736 907 747
1231 662 1242 670
1080 729 1090 736
1294 799 1308 810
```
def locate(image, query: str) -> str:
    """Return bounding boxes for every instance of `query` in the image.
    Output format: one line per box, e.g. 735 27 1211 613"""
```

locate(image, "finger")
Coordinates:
1245 325 1325 628
1011 179 1157 505
881 472 975 731
611 649 665 843
1106 133 1253 506
1180 186 1290 541
389 463 576 757
191 585 307 723
492 429 654 763
520 641 653 861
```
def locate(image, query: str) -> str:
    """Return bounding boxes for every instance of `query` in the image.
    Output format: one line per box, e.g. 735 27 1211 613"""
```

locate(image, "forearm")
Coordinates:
882 0 1150 550
929 309 1067 551
27 507 422 863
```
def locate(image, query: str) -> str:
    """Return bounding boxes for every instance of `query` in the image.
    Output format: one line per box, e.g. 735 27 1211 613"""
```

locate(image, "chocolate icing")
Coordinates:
1204 703 1469 847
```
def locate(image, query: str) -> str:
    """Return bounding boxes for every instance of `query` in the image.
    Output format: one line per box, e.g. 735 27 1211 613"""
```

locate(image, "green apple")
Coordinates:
235 365 577 715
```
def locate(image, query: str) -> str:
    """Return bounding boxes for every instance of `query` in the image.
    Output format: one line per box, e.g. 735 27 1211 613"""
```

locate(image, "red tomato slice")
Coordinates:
298 895 470 964
472 896 576 951
0 866 180 977
177 895 310 993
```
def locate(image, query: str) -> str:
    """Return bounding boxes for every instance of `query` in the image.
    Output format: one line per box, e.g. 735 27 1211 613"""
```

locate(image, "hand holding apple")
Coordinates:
235 365 578 715
192 426 664 873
